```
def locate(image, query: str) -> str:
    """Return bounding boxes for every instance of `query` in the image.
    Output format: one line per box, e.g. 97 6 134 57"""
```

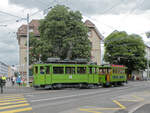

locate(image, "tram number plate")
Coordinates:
69 75 72 79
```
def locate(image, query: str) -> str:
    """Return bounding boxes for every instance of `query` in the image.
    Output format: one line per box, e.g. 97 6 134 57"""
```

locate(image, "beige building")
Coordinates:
8 66 15 78
17 20 40 75
0 61 8 77
17 19 103 75
84 20 103 65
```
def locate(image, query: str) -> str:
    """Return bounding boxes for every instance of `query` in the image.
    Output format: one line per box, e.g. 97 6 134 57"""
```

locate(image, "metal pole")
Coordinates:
147 49 149 80
26 13 30 87
0 85 3 94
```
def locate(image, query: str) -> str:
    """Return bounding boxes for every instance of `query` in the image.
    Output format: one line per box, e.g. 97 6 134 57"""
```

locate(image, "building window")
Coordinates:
29 28 33 32
88 31 92 37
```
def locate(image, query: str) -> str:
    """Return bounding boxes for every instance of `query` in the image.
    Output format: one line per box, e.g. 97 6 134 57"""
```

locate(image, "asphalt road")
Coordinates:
1 81 150 113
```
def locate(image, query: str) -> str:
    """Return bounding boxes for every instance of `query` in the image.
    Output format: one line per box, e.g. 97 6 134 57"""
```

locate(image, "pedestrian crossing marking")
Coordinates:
0 94 33 113
0 95 24 98
0 101 27 106
0 107 32 113
0 103 29 110
0 98 25 102
0 97 25 100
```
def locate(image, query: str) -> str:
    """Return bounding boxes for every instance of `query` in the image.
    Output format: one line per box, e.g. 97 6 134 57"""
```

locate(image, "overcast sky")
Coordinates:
0 0 150 65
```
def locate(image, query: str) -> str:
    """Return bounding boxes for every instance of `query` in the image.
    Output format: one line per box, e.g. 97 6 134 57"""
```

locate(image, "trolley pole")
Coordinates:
26 13 30 87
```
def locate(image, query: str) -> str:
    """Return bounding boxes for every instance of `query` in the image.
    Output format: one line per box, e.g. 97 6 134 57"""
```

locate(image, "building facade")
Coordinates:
132 45 150 80
17 19 103 76
0 61 8 77
84 20 103 65
8 66 15 78
17 20 40 75
145 45 150 79
146 45 150 60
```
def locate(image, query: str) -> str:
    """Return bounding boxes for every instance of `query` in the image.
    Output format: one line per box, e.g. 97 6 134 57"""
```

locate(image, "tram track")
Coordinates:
28 82 149 104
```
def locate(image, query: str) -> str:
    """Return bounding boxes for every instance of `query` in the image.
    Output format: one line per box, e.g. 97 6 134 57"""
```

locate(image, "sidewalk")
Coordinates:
133 104 150 113
1 80 34 94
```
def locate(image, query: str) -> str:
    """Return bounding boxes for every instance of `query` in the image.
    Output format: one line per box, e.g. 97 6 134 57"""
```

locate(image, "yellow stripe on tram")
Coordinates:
0 103 29 110
0 107 32 113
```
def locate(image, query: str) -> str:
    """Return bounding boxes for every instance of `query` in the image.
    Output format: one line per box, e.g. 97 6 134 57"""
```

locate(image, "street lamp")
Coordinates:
26 13 30 87
146 32 150 80
147 48 149 80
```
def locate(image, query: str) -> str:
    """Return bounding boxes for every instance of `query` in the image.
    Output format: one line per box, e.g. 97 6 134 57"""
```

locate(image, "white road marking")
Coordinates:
30 90 110 102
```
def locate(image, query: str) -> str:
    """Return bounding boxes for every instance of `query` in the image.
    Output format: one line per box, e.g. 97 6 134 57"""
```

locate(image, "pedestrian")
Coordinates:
16 76 21 86
2 76 6 86
12 76 16 86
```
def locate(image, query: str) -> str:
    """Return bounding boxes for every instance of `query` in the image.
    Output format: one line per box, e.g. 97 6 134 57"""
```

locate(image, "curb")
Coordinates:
128 102 149 113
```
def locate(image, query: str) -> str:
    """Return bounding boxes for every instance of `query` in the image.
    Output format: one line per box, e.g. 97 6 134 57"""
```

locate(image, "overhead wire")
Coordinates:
29 0 57 17
0 10 24 19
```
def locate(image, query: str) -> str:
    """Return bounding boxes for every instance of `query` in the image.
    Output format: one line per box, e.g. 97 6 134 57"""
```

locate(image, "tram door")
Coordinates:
34 66 38 85
38 66 46 85
89 67 94 83
45 66 51 84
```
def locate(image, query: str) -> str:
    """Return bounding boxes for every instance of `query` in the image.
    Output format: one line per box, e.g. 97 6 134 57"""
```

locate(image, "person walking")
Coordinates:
11 76 16 86
2 76 6 86
16 76 21 86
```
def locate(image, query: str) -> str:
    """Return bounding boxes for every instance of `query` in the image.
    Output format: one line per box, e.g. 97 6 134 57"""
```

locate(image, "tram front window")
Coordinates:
40 67 45 74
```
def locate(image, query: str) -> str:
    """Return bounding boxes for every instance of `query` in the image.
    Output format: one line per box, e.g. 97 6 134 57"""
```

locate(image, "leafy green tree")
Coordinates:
104 31 146 74
29 33 50 64
38 5 91 60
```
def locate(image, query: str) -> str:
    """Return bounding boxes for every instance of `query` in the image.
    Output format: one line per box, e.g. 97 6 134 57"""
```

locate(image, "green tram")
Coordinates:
33 60 127 89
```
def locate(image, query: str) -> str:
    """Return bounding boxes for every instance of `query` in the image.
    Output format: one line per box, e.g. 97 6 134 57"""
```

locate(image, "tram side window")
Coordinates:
89 67 92 74
118 69 120 74
35 67 38 74
107 68 111 73
45 66 50 74
77 67 86 74
65 67 75 74
113 68 116 73
53 67 64 74
99 69 103 74
94 68 97 74
40 66 45 74
99 69 102 74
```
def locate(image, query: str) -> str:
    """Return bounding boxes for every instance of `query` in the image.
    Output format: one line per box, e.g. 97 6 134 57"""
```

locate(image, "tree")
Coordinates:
104 31 146 74
29 33 50 64
38 5 91 61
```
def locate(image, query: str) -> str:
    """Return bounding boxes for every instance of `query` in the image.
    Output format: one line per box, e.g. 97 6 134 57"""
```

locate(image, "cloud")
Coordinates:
0 27 19 65
8 0 150 15
0 0 149 66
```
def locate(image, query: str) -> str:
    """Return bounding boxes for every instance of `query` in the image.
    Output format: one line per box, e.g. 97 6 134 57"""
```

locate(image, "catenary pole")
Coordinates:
147 48 149 80
26 13 30 87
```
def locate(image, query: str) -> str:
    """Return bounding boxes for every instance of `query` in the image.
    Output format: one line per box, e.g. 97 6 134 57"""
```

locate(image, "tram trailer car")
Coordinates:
33 64 127 89
98 65 127 87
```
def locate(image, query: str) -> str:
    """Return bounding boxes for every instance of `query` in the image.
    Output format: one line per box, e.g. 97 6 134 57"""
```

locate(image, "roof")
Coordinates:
84 20 103 40
84 20 95 28
145 44 150 49
17 19 103 40
17 19 40 37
